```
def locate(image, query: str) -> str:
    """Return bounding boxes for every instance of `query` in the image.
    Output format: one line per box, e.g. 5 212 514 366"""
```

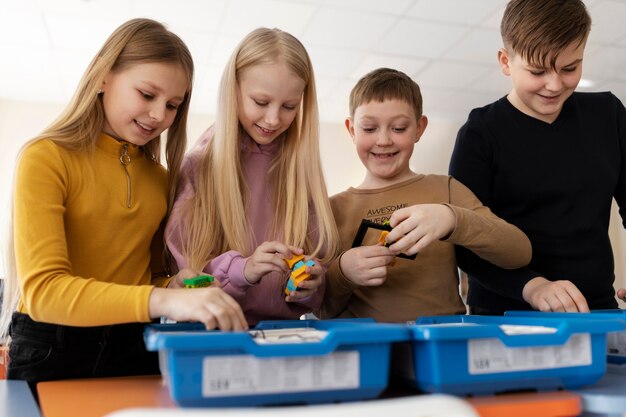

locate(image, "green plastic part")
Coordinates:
183 275 215 288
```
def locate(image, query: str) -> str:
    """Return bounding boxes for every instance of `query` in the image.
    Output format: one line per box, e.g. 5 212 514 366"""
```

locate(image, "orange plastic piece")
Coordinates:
285 271 311 295
378 230 389 245
467 391 581 417
0 344 8 379
37 375 175 417
284 254 305 270
291 263 309 280
284 256 315 295
378 230 396 266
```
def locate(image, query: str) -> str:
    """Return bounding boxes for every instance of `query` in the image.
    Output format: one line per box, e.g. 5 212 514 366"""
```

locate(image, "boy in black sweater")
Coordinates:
449 0 626 314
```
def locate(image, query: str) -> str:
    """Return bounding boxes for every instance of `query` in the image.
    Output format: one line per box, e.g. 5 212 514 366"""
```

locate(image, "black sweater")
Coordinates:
449 92 626 313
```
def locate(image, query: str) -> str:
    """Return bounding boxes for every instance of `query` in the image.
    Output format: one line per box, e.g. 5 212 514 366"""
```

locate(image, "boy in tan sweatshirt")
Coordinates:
319 68 532 322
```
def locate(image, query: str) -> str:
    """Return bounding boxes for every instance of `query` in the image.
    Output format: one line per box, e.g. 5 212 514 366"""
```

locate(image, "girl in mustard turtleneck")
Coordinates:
0 18 246 393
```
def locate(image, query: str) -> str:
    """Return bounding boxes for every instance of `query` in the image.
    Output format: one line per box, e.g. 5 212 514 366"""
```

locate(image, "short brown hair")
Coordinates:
501 0 591 69
349 68 423 119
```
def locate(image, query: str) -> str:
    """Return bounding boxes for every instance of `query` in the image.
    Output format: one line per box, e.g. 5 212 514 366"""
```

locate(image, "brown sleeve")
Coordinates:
444 177 532 269
317 251 360 318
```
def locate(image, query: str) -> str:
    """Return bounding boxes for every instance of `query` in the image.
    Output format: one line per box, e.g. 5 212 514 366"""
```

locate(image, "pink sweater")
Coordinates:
165 127 324 324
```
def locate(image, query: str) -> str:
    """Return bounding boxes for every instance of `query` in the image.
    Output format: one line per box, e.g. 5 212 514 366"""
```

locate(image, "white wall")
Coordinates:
0 100 62 276
1 98 624 294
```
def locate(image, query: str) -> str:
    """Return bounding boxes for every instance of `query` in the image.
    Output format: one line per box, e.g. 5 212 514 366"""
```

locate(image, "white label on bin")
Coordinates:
248 328 328 344
499 325 557 335
607 331 626 356
468 333 592 374
201 351 360 397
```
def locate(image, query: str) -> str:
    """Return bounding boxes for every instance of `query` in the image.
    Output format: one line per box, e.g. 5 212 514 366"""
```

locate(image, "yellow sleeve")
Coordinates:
14 141 153 326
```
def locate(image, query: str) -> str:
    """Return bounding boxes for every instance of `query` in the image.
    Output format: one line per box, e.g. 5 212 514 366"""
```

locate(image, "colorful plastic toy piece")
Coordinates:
376 229 397 266
378 230 390 246
378 220 394 247
183 275 215 288
284 255 315 295
284 254 305 270
352 219 416 260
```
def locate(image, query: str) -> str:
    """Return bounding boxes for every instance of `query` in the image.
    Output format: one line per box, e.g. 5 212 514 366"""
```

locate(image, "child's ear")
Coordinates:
345 117 356 143
101 73 110 93
415 115 428 143
498 48 512 76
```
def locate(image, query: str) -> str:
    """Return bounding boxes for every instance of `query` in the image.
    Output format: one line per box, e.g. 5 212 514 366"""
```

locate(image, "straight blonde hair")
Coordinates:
179 27 339 272
0 18 193 338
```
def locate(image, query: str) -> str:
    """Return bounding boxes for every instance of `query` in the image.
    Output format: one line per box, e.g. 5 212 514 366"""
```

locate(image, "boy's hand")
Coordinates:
339 246 396 286
244 241 302 284
386 204 455 256
522 277 590 312
149 287 248 331
285 258 323 302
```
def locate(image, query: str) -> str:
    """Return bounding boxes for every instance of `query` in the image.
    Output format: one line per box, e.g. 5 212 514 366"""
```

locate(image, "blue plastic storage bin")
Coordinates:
506 310 626 365
144 319 410 407
396 315 623 396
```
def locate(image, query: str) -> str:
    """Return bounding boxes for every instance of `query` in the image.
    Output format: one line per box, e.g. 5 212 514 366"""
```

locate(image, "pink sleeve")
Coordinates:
203 251 251 300
207 254 324 314
163 136 209 273
164 156 195 273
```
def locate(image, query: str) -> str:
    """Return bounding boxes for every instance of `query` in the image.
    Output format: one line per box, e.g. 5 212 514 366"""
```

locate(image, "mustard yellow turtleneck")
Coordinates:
14 134 169 326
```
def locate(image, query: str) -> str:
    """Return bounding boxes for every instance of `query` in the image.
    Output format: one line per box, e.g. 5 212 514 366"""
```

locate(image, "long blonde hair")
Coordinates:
180 27 339 271
0 18 193 338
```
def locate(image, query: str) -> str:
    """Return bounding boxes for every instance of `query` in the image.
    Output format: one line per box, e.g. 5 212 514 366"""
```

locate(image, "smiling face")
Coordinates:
236 61 305 146
101 61 188 146
500 40 585 124
347 99 428 189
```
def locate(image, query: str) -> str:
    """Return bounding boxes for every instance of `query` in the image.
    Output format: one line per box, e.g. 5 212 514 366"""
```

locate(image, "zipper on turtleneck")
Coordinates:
120 143 132 208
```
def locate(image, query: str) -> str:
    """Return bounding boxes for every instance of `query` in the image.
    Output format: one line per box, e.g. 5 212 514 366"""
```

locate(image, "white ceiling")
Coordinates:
1 0 626 123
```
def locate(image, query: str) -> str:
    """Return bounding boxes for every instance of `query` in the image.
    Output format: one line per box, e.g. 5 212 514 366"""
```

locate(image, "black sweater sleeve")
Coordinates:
612 95 626 228
449 109 538 304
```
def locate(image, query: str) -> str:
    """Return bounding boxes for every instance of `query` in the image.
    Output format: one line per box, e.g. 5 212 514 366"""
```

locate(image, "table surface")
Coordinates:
37 375 175 417
35 374 590 417
0 379 41 417
103 395 480 417
574 370 626 414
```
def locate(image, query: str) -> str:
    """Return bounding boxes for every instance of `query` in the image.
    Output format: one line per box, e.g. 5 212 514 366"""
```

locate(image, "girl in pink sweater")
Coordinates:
165 28 339 325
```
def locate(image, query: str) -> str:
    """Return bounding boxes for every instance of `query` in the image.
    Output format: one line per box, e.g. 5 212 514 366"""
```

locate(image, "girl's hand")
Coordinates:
149 287 248 331
618 288 626 302
168 268 221 289
244 241 303 284
285 258 323 302
167 267 200 289
386 204 455 256
339 246 396 286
